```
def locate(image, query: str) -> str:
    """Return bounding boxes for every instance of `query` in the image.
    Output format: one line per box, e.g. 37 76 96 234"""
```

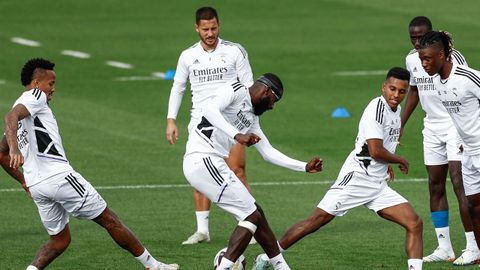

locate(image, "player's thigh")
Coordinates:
318 172 381 216
225 143 246 170
377 202 420 229
30 179 69 236
462 154 480 196
55 171 107 220
184 153 256 221
423 131 448 166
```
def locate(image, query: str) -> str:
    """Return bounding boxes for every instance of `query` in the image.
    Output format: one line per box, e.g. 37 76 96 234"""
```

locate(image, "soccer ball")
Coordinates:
213 247 246 270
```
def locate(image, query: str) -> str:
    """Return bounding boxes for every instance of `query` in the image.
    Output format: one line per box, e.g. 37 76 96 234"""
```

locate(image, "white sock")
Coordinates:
196 211 210 235
278 241 285 253
270 253 290 270
435 227 453 252
135 249 160 269
217 257 234 270
26 266 38 270
407 259 422 270
465 231 479 251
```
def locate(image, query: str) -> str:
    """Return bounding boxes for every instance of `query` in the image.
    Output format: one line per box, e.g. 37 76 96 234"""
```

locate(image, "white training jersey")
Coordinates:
405 49 467 133
185 80 306 172
13 89 73 187
435 64 480 155
338 96 401 181
167 38 254 121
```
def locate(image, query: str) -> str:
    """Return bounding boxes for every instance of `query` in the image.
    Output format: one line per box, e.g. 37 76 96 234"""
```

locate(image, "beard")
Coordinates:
253 97 270 116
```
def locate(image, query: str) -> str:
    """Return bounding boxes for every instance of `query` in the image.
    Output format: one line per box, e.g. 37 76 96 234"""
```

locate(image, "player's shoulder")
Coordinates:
453 65 480 88
219 39 248 58
15 88 47 105
364 96 387 122
451 49 467 66
405 49 418 61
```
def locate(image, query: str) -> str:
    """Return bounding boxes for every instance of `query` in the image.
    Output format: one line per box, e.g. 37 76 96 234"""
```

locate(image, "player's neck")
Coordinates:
200 39 219 52
439 62 453 80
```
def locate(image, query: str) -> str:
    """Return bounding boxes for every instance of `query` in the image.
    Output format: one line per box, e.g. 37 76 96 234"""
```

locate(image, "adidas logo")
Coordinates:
193 59 200 64
413 67 418 72
409 265 414 269
438 234 445 239
275 261 283 266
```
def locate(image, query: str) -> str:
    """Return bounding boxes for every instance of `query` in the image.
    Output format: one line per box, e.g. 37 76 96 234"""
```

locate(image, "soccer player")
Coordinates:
165 6 254 245
401 16 479 265
182 73 323 270
1 58 179 270
419 30 480 265
253 68 424 270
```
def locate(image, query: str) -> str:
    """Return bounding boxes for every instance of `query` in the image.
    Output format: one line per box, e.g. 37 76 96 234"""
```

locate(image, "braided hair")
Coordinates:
419 30 454 62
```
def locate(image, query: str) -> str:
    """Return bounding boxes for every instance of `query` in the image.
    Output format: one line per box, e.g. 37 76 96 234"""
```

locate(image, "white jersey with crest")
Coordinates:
167 38 254 121
405 49 467 132
13 89 73 187
185 80 306 172
338 96 401 181
435 64 480 155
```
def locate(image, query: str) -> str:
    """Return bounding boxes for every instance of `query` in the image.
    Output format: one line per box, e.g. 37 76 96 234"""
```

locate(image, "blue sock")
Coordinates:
431 211 448 228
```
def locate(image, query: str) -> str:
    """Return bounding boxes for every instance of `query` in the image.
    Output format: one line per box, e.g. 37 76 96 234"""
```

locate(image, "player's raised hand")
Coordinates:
166 119 179 145
234 133 261 146
306 157 323 173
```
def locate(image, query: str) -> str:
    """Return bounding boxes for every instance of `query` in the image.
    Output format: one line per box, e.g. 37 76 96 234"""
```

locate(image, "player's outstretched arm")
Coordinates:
166 118 179 145
367 138 409 174
305 157 323 173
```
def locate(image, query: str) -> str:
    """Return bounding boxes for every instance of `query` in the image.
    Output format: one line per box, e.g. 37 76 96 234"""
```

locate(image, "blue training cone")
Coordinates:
331 107 350 118
164 69 176 80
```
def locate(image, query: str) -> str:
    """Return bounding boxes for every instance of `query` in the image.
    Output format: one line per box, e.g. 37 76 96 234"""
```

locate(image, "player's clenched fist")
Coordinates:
234 133 261 146
306 157 323 173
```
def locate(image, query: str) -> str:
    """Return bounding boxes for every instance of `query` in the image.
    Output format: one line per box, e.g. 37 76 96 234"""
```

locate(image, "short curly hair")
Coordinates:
21 58 55 86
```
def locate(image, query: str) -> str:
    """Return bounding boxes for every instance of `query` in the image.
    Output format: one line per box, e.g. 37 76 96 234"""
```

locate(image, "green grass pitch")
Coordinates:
1 0 480 269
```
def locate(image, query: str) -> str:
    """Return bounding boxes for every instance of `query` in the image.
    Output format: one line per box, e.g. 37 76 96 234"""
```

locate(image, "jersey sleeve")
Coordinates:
203 85 239 139
452 50 468 67
167 51 189 119
234 44 254 88
251 120 307 172
469 71 480 99
361 99 384 140
14 90 47 117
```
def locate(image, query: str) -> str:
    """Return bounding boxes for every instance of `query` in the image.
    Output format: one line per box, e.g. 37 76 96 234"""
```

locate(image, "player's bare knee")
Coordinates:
96 208 123 231
51 234 71 250
244 210 262 226
406 215 423 233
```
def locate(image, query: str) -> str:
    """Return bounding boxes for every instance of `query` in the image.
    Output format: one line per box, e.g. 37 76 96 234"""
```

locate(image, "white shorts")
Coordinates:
183 153 256 221
462 154 480 196
318 171 408 216
423 127 461 165
30 171 107 235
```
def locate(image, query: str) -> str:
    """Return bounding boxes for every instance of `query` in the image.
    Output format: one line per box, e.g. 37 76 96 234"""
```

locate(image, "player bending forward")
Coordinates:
1 58 178 270
253 67 424 270
183 73 323 270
